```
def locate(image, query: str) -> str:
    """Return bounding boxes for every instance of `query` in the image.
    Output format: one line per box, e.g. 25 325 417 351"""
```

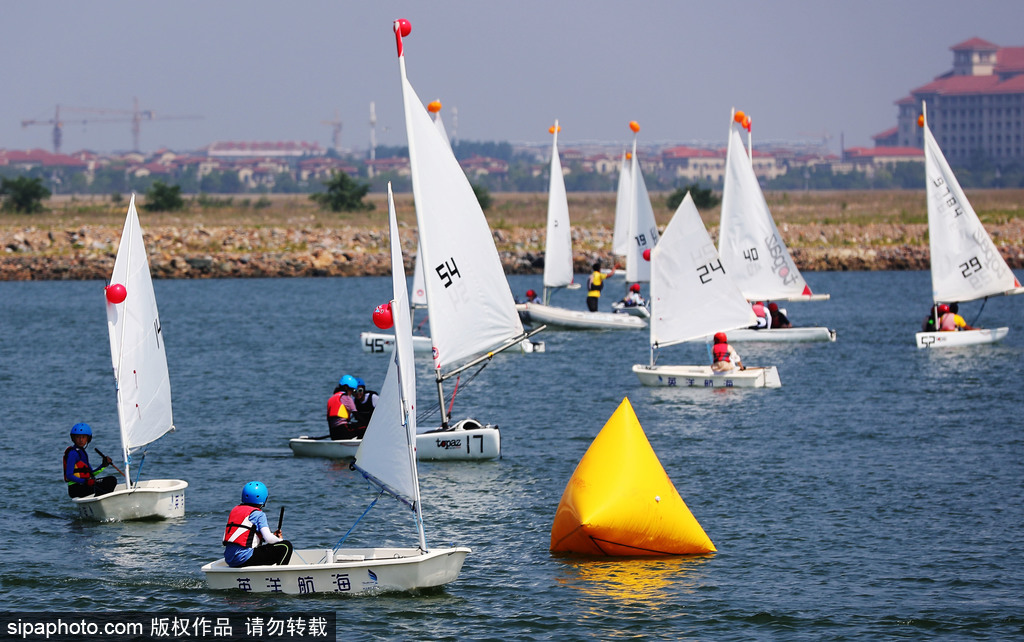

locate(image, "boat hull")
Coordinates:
915 327 1009 348
289 420 500 461
523 303 646 330
699 327 836 343
360 331 543 354
72 479 187 521
201 546 470 595
632 364 782 388
610 302 651 319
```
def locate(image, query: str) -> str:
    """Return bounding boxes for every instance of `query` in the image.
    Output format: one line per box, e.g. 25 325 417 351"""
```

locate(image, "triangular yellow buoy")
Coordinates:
550 397 716 556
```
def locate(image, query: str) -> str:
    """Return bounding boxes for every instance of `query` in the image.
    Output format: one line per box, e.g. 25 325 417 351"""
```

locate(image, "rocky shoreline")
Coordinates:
3 221 1024 281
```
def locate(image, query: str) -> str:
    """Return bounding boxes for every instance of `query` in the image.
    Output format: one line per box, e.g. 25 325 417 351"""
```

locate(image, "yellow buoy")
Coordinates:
550 398 716 556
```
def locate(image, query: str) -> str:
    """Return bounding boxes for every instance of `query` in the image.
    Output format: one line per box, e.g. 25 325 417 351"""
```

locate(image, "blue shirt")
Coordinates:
224 508 269 567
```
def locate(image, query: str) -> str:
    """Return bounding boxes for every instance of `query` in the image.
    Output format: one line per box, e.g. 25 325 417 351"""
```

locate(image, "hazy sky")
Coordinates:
4 1 1023 155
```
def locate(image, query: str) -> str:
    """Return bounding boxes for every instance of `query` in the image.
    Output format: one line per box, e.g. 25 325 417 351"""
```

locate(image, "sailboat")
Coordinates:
73 195 187 521
398 19 543 459
620 121 660 310
361 101 543 355
716 108 835 343
205 182 470 595
915 103 1022 349
632 192 782 388
520 121 645 331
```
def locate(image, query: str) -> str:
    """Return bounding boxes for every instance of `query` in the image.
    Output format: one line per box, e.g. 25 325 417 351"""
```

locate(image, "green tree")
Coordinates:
310 171 374 212
667 183 720 211
0 176 50 213
143 181 186 212
472 183 492 211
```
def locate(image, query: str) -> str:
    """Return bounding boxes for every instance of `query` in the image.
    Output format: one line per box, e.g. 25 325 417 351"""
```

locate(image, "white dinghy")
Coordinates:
632 193 782 389
73 195 187 521
914 103 1022 349
521 120 646 331
204 177 470 595
718 108 835 342
621 121 660 306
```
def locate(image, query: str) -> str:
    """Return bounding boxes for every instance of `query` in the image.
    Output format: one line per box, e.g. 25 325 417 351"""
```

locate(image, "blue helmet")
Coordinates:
70 422 93 443
241 481 268 506
355 377 366 389
339 375 358 390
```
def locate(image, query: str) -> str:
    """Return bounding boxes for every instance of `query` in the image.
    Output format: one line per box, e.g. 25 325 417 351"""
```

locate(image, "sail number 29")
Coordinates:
960 256 983 278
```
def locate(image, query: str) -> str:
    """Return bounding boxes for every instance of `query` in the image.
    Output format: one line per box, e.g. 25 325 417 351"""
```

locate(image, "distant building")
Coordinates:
891 37 1024 166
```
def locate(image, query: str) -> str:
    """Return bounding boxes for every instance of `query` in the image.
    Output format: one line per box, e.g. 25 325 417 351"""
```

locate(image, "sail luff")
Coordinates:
106 194 174 471
543 120 574 289
923 104 1021 303
718 115 819 301
650 193 757 349
399 49 524 374
612 152 631 257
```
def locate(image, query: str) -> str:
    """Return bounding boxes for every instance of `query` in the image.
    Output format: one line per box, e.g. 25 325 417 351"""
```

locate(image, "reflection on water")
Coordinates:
554 554 714 604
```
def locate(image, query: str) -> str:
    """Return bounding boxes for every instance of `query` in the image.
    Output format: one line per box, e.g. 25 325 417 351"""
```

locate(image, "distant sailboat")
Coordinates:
623 121 660 287
716 108 835 342
632 193 781 388
520 121 645 331
915 103 1022 348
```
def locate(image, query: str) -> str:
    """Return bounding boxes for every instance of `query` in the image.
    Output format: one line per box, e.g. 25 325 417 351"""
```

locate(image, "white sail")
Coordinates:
355 184 420 511
411 246 427 308
399 57 525 372
650 193 757 349
543 121 574 290
612 152 632 257
923 107 1023 303
433 110 451 147
719 116 821 301
106 194 173 461
625 138 659 284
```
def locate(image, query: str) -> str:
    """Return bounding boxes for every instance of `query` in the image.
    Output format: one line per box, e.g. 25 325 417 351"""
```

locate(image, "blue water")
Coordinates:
1 271 1023 640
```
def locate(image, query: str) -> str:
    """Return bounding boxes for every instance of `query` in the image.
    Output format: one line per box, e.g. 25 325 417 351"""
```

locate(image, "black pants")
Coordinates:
587 296 599 312
68 476 117 498
239 541 293 567
329 421 365 440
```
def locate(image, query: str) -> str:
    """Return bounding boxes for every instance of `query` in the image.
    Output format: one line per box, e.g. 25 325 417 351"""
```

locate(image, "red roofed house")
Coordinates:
894 38 1024 165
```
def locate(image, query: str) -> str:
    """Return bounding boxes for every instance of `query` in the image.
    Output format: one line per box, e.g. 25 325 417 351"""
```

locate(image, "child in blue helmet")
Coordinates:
63 423 118 498
223 481 293 567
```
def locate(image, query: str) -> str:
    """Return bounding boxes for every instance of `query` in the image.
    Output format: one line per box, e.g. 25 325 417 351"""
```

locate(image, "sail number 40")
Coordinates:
743 247 759 262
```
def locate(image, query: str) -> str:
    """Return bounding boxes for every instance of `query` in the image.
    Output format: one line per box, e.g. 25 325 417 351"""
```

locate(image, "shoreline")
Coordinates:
3 191 1023 280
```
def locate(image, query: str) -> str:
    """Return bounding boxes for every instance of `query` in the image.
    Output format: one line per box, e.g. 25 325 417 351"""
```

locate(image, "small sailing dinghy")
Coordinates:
521 120 646 331
915 103 1022 349
551 397 715 556
73 195 187 521
203 179 470 595
622 121 659 300
717 108 835 343
632 193 781 388
397 19 543 459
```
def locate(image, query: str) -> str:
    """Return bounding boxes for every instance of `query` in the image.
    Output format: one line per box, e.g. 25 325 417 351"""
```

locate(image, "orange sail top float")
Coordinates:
550 398 715 556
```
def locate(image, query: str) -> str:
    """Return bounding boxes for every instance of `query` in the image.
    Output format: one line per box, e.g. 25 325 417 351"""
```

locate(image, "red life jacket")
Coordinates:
63 445 94 484
327 392 351 422
223 504 263 548
712 343 731 363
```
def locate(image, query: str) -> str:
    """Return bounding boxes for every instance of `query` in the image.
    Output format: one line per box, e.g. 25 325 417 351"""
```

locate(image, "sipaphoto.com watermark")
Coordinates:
0 612 335 642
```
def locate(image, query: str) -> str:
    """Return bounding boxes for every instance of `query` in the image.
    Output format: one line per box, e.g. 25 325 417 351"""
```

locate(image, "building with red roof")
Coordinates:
893 38 1024 165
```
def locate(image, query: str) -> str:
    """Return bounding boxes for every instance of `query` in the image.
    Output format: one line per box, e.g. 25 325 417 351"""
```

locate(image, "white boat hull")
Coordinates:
699 327 836 343
915 328 1009 348
632 364 782 389
361 331 543 355
610 302 651 319
523 303 647 330
202 546 470 595
289 419 500 461
72 479 187 521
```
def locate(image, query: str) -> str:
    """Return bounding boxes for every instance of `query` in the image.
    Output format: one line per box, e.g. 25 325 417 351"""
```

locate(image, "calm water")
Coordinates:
1 271 1023 640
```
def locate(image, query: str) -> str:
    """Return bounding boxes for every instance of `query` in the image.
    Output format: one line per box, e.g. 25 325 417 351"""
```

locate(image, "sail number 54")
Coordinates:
435 258 461 288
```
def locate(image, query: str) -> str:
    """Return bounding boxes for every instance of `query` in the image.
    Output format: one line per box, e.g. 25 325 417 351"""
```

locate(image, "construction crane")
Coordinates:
21 98 202 153
321 110 342 151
